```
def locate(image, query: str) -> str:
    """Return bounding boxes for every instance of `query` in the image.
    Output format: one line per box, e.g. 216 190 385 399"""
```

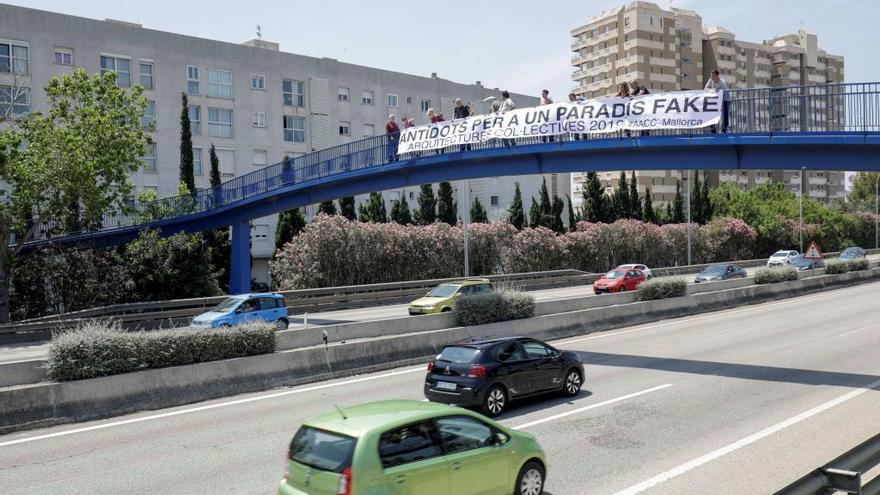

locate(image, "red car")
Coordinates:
593 269 647 294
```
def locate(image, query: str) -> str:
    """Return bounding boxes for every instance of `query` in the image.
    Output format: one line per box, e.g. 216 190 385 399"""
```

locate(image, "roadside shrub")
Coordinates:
47 321 276 381
636 277 687 301
847 258 869 271
754 266 798 284
454 289 535 327
824 259 848 274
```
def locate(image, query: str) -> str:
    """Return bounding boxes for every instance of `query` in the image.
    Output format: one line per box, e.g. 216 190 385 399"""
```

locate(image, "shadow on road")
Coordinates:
570 350 880 389
493 390 594 422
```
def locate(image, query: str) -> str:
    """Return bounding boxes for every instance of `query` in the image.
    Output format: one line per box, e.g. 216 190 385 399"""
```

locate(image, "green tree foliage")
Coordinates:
470 197 489 223
179 93 195 194
203 143 230 291
551 195 565 233
508 182 525 230
629 171 642 220
415 184 437 225
339 197 357 220
359 192 388 223
0 68 149 322
581 172 610 223
665 202 673 225
209 144 221 187
643 187 657 224
125 230 220 301
539 178 552 218
612 171 631 220
849 172 880 206
691 173 704 224
437 182 456 225
275 208 306 250
528 197 541 228
566 194 577 232
390 196 414 225
701 177 713 222
317 200 337 215
672 181 686 223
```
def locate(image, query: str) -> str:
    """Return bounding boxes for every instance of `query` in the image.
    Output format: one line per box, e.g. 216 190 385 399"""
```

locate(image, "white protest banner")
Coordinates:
396 90 723 154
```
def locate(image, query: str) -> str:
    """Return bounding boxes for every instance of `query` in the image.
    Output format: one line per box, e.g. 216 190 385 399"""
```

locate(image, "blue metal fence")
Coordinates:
22 82 880 244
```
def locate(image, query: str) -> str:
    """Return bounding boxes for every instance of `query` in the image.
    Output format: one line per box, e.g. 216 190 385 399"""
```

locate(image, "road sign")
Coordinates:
804 241 823 260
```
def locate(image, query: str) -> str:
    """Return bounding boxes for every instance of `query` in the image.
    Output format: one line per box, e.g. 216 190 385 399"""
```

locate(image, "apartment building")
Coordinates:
569 1 845 210
0 4 568 284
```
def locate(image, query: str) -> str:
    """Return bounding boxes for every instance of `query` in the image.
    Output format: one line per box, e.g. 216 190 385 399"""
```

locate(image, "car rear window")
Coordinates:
437 346 480 364
288 426 356 474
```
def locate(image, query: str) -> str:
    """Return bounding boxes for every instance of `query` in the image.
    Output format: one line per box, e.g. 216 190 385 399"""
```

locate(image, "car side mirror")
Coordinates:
492 432 509 446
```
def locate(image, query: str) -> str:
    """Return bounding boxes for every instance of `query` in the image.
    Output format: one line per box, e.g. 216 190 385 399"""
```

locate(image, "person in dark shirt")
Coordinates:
454 98 471 151
385 114 400 162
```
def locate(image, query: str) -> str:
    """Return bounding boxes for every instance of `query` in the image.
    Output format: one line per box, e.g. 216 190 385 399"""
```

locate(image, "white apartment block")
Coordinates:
0 4 569 284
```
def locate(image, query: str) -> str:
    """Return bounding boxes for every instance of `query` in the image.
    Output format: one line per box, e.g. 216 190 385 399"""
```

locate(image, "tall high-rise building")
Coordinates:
0 4 569 284
569 1 845 210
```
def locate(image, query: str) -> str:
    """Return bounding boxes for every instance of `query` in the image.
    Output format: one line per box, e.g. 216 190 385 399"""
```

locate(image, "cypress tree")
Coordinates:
613 171 630 220
582 172 609 223
470 197 488 223
179 93 195 194
508 182 525 230
437 182 456 225
528 197 541 228
643 187 656 224
551 195 565 233
665 202 673 225
275 208 305 250
539 178 552 217
204 144 229 291
339 197 357 220
673 181 685 223
629 171 642 220
317 200 337 216
390 197 413 225
358 192 387 223
566 194 577 232
415 184 437 225
691 173 704 224
702 179 713 222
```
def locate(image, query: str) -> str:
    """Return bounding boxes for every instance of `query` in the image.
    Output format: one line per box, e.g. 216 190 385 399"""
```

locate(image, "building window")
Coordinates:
142 142 156 172
362 90 373 105
207 107 233 138
53 47 73 66
252 149 268 167
387 93 399 108
338 121 350 136
100 55 131 87
283 115 305 142
207 69 232 98
490 195 499 206
187 66 199 94
142 100 155 130
0 40 28 74
139 61 154 90
252 224 270 240
338 87 349 102
0 85 30 116
251 73 265 90
215 148 235 176
188 105 200 135
193 147 202 176
624 17 630 26
420 99 431 112
282 79 304 107
252 111 266 128
363 124 375 137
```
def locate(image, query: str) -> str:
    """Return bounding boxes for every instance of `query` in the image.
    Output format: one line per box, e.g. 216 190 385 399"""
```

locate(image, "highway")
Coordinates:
2 282 879 494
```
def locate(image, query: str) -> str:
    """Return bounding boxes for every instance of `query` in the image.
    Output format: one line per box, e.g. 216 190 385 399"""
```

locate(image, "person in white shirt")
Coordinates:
705 69 730 133
499 90 516 147
568 92 585 140
540 89 555 143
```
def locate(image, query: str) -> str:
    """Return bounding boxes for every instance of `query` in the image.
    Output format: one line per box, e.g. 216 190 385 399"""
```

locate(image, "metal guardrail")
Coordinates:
776 431 880 495
13 82 880 245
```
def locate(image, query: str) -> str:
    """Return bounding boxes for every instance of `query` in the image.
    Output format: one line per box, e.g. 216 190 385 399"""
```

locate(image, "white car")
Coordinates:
616 263 653 279
767 250 800 267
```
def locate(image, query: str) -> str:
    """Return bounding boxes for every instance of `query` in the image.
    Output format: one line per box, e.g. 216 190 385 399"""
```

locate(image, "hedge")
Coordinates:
47 321 276 381
754 266 799 284
454 289 536 327
826 258 870 274
847 258 870 271
636 277 688 301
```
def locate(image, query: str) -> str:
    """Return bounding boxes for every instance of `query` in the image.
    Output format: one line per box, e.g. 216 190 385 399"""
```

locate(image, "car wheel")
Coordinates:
441 307 452 313
219 323 231 329
618 285 626 293
482 385 507 417
562 368 582 397
515 461 545 495
275 318 289 331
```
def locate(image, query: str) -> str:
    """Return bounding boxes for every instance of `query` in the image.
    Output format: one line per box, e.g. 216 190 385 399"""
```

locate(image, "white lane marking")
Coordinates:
510 384 673 430
0 366 425 448
613 377 880 495
553 282 880 347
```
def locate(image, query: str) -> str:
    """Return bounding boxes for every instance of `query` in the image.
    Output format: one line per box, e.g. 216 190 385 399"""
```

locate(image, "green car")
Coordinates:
278 400 547 495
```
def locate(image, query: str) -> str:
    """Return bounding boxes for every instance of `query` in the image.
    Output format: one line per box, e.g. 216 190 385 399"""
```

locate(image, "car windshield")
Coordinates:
791 256 809 265
288 426 356 474
604 270 626 279
427 285 458 298
212 297 243 312
771 251 790 258
703 265 728 274
437 346 480 364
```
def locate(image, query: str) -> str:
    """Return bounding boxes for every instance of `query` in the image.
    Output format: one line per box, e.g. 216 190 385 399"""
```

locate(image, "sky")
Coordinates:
6 0 878 100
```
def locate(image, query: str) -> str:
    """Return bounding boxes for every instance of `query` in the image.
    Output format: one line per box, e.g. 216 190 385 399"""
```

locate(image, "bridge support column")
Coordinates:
229 221 251 295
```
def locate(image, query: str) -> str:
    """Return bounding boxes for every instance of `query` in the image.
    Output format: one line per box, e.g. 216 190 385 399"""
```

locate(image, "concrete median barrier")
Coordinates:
1 268 877 434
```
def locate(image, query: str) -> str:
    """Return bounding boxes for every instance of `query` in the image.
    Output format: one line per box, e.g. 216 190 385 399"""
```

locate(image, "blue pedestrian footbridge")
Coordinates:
13 82 880 294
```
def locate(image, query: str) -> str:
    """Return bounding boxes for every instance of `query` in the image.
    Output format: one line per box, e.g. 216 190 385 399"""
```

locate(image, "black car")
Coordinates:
790 254 825 271
424 336 585 417
694 263 747 283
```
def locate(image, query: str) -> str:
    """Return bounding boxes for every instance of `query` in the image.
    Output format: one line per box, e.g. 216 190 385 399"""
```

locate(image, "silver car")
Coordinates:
767 250 799 267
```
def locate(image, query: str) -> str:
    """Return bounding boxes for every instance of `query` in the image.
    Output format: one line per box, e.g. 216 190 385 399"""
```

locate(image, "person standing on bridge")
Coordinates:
499 90 516 147
629 80 650 136
705 69 730 133
454 98 471 151
614 83 632 138
385 114 400 162
427 108 445 154
569 92 585 141
540 89 555 143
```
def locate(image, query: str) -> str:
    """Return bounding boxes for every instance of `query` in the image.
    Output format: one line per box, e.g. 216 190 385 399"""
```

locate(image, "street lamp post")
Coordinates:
799 167 806 253
686 170 692 265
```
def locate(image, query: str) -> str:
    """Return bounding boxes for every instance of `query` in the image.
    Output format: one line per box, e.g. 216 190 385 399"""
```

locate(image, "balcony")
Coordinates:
754 176 771 185
737 176 749 185
809 189 826 198
789 175 801 185
809 177 827 185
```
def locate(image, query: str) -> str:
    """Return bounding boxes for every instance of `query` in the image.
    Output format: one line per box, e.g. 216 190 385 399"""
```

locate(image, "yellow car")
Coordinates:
408 278 493 315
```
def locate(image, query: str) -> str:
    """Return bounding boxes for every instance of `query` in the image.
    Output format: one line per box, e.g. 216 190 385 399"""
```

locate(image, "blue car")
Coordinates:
191 293 289 330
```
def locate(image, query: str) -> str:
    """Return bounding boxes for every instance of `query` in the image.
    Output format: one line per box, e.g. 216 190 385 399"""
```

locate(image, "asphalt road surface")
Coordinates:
2 281 880 494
